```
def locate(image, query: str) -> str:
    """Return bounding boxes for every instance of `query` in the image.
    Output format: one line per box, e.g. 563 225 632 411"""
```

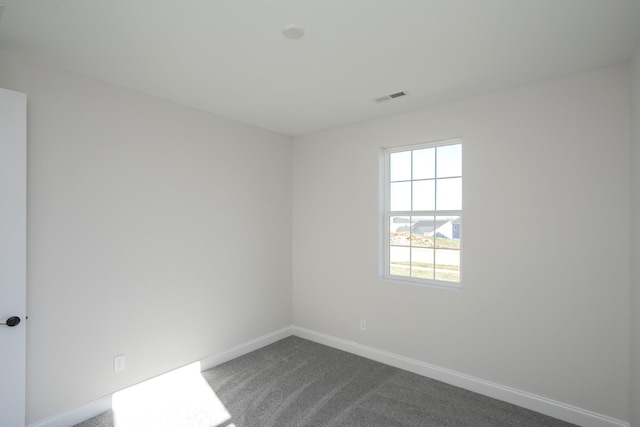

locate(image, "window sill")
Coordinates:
381 275 463 291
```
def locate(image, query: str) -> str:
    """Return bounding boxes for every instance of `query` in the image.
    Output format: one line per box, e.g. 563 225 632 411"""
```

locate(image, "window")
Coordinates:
384 140 462 287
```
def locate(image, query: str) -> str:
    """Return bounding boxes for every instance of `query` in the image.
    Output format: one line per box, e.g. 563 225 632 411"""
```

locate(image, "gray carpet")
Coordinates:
76 336 576 427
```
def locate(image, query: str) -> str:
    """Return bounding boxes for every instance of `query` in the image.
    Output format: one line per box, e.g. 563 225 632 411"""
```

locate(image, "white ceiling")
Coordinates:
1 0 640 136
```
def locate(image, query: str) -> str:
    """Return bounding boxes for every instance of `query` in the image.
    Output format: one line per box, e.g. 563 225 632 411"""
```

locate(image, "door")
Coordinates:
0 87 27 427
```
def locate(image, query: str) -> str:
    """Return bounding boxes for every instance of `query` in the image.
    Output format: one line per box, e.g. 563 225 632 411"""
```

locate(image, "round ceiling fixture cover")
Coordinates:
282 24 305 39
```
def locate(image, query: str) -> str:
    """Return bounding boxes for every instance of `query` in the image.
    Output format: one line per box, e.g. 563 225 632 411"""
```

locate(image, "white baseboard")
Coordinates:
200 326 293 371
28 326 293 427
29 325 628 427
292 326 629 427
28 396 112 427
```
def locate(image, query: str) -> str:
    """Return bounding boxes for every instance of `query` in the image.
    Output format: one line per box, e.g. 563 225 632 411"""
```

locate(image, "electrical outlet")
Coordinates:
360 319 366 331
114 354 126 373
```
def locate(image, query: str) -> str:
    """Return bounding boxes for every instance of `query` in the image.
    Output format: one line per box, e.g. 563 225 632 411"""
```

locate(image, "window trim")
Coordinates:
382 138 463 288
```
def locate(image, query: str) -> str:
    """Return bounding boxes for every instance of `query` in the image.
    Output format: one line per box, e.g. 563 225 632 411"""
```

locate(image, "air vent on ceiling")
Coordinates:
375 91 408 103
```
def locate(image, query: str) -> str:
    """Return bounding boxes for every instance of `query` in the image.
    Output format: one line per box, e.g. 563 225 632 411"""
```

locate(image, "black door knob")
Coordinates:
1 316 21 327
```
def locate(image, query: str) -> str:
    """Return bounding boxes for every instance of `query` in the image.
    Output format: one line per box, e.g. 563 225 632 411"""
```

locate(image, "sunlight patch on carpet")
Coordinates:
111 362 231 427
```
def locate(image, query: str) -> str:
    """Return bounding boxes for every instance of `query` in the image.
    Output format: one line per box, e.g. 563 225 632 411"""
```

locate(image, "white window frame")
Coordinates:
383 138 462 288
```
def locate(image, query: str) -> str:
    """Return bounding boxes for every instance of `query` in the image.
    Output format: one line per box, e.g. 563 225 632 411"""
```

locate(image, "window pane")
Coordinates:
435 249 460 282
390 216 411 246
390 246 410 277
412 148 435 180
410 215 435 248
413 180 435 211
411 247 434 279
437 144 462 178
436 177 462 210
390 151 411 182
434 216 461 249
390 181 411 211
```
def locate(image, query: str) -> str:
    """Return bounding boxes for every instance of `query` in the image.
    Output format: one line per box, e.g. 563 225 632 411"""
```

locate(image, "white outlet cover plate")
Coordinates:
114 354 126 373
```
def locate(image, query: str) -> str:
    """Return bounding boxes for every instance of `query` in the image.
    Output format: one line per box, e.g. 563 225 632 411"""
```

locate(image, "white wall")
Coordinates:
0 50 293 424
293 64 631 421
630 40 640 427
0 44 634 425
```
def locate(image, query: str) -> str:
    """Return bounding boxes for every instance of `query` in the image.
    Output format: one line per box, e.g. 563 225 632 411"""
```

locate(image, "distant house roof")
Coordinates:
412 220 449 234
391 216 459 235
392 217 411 223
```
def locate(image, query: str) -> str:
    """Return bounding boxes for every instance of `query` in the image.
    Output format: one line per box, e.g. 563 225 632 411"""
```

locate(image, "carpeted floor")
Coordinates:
76 336 576 427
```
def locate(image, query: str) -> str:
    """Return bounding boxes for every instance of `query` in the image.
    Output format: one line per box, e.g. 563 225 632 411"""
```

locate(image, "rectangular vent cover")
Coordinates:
375 91 408 103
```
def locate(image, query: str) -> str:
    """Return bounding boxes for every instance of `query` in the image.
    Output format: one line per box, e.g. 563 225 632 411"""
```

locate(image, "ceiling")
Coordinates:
1 1 640 136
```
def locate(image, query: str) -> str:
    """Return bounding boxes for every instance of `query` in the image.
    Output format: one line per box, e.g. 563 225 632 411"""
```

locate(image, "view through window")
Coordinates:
384 140 462 286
